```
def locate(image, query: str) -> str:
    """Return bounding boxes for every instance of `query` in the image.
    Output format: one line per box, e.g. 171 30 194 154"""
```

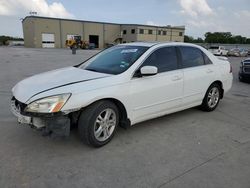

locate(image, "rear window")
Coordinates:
203 52 213 65
179 46 205 68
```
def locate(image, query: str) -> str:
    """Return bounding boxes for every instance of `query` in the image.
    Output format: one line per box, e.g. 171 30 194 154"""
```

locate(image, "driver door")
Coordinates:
129 46 183 124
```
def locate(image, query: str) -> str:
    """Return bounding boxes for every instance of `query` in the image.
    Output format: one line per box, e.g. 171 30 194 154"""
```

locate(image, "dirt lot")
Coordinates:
0 47 250 188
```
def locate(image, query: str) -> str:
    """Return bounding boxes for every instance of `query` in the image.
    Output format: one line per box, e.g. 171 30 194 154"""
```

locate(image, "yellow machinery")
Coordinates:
65 36 89 49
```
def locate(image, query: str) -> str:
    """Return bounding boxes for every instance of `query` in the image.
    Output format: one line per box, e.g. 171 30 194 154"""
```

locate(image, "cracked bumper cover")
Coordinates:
10 97 71 137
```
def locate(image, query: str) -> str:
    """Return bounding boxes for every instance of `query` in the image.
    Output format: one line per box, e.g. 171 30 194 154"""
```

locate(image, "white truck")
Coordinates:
208 46 228 56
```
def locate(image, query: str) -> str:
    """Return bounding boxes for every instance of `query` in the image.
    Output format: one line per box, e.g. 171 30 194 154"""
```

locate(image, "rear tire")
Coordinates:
200 83 221 112
78 100 119 147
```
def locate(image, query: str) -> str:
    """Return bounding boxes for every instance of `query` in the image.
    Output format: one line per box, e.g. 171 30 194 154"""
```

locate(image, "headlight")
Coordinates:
25 93 71 113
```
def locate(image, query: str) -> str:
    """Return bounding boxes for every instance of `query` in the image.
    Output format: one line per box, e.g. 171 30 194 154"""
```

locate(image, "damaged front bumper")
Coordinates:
10 97 71 137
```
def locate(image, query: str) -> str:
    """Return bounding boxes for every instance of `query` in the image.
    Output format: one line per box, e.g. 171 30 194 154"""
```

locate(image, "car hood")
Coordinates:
12 66 110 103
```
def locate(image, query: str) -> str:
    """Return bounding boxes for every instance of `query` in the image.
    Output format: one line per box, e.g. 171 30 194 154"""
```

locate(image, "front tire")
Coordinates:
78 100 119 147
200 83 221 112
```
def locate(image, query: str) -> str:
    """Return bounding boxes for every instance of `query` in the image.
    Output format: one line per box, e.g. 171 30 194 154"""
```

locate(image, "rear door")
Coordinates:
178 46 216 106
129 46 183 123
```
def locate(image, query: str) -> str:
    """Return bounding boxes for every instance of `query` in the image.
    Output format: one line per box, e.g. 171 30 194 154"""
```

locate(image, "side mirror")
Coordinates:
140 66 158 76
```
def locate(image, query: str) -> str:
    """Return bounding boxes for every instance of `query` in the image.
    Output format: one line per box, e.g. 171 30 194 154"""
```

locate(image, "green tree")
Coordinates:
0 35 23 45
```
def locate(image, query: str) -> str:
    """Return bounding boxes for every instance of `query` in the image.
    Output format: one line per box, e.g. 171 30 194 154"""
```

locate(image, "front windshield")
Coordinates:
79 45 149 74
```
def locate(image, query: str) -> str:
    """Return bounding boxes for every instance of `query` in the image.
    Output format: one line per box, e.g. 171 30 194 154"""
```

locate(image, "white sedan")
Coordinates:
11 42 233 147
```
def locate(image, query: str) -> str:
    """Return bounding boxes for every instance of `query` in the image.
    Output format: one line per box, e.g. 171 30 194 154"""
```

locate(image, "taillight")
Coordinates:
230 64 232 73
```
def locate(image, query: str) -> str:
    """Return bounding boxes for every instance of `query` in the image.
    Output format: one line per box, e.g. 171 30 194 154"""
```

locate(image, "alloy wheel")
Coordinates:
207 87 220 108
94 108 117 142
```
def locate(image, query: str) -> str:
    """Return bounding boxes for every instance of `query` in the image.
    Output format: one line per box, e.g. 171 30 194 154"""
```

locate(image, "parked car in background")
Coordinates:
239 58 250 82
240 49 248 57
228 48 248 57
208 46 228 56
10 42 233 147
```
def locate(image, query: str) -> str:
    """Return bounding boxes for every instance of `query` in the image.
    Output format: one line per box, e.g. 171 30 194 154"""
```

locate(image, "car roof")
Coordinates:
119 42 200 48
119 42 159 47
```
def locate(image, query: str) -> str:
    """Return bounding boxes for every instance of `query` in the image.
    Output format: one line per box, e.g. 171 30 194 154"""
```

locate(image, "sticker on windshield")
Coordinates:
121 49 138 53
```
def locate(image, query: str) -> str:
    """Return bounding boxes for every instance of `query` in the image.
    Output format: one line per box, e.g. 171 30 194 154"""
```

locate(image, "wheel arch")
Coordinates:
80 97 131 129
210 80 224 99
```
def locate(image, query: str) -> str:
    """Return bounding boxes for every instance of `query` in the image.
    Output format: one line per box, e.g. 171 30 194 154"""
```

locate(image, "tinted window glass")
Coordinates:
163 31 167 35
142 47 178 73
179 46 205 68
139 29 144 34
131 29 135 34
148 30 153 34
203 53 213 65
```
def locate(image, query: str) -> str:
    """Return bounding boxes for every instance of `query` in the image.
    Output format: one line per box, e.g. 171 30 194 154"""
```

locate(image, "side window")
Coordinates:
142 47 178 73
179 46 205 68
203 52 213 65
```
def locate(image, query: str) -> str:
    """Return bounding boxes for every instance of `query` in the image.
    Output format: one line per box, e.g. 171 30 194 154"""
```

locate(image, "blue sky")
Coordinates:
0 0 250 38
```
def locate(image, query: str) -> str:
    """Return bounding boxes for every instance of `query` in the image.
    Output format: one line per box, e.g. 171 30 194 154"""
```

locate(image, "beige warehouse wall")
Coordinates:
171 29 184 42
121 25 137 43
60 20 83 48
22 18 35 47
104 24 121 45
33 18 61 48
22 16 185 48
136 26 157 42
83 22 104 49
155 28 171 41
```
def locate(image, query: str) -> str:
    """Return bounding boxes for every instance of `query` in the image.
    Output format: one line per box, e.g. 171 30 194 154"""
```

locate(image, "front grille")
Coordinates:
243 67 250 73
243 62 250 66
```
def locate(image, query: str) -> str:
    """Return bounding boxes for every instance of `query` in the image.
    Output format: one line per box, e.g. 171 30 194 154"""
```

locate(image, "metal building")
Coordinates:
22 16 185 49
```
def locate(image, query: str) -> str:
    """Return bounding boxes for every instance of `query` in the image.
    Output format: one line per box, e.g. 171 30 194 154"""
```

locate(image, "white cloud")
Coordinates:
179 0 213 17
0 0 74 18
175 0 250 38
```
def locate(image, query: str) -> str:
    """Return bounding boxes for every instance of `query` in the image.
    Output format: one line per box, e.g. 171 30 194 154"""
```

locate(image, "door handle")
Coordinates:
171 75 182 81
206 69 213 73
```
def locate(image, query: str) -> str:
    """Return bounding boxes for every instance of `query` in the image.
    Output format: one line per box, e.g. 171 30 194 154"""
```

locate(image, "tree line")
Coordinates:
0 35 24 45
185 32 250 44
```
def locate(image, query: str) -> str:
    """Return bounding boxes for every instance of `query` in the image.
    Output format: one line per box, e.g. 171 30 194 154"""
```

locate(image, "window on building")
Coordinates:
179 46 205 68
139 29 144 34
123 41 126 43
148 30 153 35
123 30 127 35
163 31 167 35
141 47 178 73
179 32 183 36
131 29 135 34
158 30 161 35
